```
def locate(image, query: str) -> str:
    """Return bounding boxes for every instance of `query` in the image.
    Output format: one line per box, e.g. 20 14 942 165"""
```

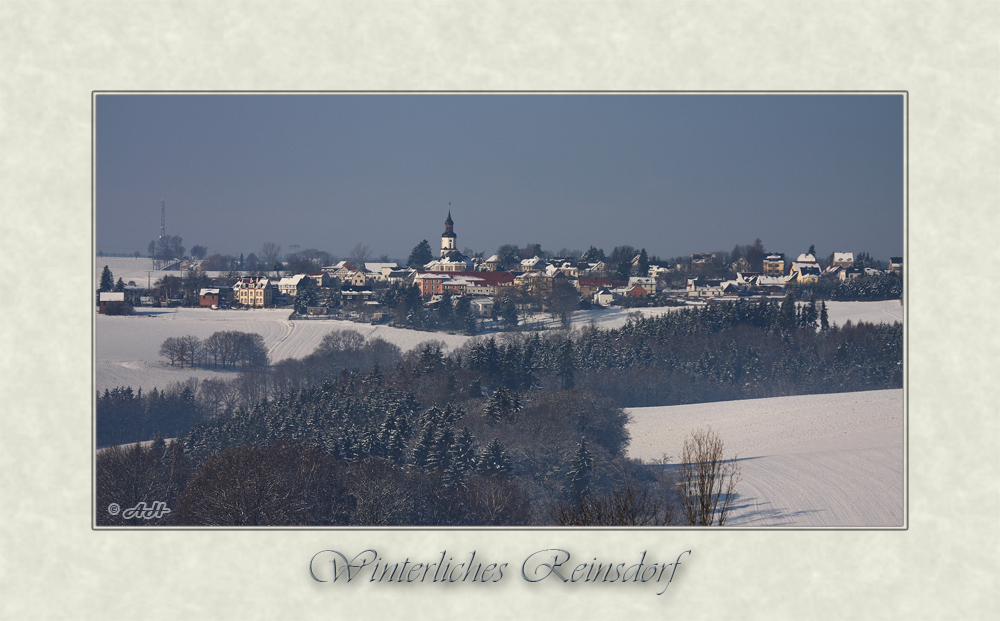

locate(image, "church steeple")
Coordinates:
441 208 457 257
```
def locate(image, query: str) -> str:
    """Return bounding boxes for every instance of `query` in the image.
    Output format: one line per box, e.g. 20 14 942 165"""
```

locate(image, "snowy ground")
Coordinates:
626 389 904 527
95 308 472 393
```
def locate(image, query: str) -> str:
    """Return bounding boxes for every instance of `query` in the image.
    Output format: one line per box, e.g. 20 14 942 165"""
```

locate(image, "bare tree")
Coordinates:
555 475 675 526
349 243 373 271
346 457 413 526
173 441 353 526
259 242 282 270
678 427 741 526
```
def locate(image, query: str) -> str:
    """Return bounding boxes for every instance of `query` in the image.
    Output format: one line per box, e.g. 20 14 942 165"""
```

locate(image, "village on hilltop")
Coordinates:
97 211 903 328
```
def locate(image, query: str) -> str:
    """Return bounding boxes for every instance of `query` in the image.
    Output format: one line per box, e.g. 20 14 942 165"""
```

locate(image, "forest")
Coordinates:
97 296 902 526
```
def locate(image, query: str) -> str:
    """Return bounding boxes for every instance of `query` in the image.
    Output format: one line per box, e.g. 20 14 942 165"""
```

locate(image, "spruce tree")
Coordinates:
438 290 454 328
636 248 650 277
780 294 796 329
566 437 593 503
485 385 520 424
100 265 114 292
411 424 435 471
476 438 512 478
804 299 818 328
557 339 575 389
407 240 433 268
501 294 518 328
464 307 478 335
444 427 477 487
426 427 455 474
820 301 830 332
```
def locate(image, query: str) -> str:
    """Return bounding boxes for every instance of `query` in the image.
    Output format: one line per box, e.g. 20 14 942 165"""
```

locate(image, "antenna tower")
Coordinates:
159 198 166 239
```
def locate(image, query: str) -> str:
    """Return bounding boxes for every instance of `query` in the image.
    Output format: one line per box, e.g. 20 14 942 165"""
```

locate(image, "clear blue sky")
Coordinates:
96 93 904 262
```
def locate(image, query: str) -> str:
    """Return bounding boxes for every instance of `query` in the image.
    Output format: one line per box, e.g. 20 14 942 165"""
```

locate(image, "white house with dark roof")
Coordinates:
791 253 820 274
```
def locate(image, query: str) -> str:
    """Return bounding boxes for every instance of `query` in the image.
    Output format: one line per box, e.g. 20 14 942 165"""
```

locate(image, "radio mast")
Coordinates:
159 198 166 240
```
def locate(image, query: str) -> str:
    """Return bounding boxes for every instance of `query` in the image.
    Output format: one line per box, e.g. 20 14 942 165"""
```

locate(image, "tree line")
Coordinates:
159 331 269 369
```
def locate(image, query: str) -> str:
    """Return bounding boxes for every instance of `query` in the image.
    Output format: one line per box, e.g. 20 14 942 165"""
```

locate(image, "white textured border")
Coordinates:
2 2 998 619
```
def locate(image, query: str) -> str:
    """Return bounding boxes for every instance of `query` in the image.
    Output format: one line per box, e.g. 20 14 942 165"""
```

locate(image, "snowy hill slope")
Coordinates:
626 389 904 527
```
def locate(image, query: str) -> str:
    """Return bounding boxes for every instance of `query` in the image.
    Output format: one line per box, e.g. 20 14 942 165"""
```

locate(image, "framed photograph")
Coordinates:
94 92 905 530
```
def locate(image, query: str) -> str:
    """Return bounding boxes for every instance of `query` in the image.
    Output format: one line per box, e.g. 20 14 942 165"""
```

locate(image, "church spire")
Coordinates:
441 206 457 257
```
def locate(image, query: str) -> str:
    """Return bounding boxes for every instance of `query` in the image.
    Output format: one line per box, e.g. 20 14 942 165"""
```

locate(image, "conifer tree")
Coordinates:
635 248 650 277
426 427 455 474
802 298 818 328
557 339 575 389
820 301 830 332
484 386 521 424
476 438 512 478
464 307 478 335
407 240 433 268
100 265 114 292
566 437 593 503
780 294 796 329
445 427 477 487
437 289 453 327
501 294 518 328
411 424 435 471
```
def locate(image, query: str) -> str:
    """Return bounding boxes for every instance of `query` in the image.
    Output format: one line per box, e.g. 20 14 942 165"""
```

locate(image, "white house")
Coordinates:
593 288 615 306
277 274 307 296
833 252 855 269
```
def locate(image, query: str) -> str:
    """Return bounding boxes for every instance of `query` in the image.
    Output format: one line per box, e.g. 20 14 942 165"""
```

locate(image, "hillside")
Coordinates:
626 389 904 527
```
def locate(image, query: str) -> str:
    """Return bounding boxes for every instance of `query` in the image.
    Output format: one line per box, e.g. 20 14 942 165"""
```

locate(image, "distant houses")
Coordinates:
98 210 901 323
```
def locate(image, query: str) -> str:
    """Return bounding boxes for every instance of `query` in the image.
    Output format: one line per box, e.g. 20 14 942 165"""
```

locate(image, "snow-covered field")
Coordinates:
626 389 904 527
95 308 472 392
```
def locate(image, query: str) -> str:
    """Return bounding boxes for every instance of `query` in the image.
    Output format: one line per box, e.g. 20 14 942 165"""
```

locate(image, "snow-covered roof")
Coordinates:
796 253 818 264
365 262 398 273
833 252 854 263
99 292 125 302
278 274 306 286
757 275 789 286
485 254 500 263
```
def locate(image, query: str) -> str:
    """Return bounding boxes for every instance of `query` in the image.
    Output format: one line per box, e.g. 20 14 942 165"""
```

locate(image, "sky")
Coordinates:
96 93 904 262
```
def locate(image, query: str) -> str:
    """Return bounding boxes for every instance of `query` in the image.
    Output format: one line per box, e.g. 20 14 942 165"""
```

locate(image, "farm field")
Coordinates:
626 389 904 527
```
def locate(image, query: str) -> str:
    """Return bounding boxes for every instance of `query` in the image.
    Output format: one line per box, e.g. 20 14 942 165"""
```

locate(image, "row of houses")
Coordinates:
684 253 903 299
186 212 904 311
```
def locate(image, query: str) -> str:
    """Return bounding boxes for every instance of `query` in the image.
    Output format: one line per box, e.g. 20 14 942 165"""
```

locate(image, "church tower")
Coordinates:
441 210 457 258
